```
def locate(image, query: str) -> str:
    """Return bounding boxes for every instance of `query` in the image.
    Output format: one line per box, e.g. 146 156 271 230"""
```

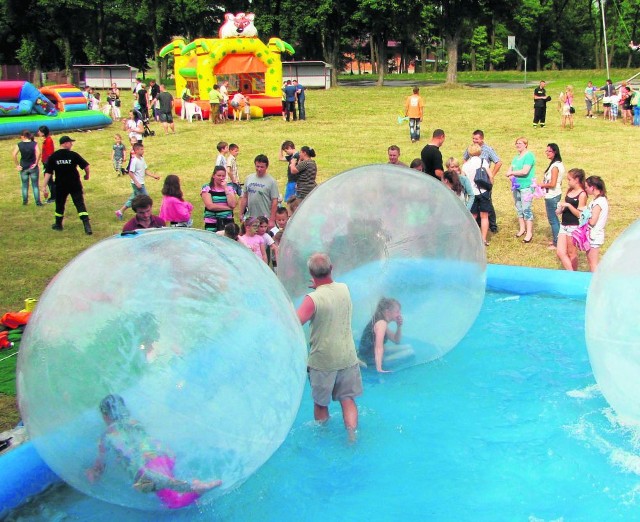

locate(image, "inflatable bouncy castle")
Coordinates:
159 13 294 119
0 82 111 137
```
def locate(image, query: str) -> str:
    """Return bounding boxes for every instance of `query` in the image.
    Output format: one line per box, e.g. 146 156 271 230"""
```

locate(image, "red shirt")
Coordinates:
122 215 165 232
42 136 54 164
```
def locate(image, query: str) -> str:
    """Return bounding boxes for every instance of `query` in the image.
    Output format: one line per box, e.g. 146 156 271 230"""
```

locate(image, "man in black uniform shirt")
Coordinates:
420 129 446 180
533 80 549 127
42 136 92 235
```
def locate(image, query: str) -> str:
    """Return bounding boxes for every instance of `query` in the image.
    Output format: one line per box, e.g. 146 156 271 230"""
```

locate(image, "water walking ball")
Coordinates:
585 219 640 423
17 229 307 511
278 164 486 371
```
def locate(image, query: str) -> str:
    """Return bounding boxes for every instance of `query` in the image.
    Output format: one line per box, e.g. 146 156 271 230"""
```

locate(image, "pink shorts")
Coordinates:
143 455 200 509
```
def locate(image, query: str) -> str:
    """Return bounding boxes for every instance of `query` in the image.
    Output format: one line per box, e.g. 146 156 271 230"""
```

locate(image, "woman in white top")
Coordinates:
124 110 144 144
462 143 494 246
538 143 565 250
584 176 609 272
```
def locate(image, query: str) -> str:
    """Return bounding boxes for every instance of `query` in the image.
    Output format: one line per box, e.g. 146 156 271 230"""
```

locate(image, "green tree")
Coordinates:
544 40 562 68
354 0 401 85
16 37 41 84
431 0 486 83
468 26 490 71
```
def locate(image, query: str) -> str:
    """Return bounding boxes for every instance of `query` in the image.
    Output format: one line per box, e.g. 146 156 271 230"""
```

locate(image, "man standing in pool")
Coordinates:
297 253 362 441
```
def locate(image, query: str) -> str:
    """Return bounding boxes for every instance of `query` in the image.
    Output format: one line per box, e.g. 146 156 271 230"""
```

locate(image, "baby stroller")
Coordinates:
133 108 155 138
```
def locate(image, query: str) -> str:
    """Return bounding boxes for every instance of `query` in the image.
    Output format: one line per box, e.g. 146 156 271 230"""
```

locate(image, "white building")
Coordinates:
73 64 139 89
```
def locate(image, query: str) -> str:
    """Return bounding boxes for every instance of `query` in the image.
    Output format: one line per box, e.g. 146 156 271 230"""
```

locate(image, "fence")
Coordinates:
0 66 80 85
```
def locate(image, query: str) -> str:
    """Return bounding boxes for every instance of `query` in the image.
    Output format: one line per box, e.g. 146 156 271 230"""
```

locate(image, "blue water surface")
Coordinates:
8 291 640 521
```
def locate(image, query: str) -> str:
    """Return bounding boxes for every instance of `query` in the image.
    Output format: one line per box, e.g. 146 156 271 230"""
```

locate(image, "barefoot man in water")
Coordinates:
296 253 363 441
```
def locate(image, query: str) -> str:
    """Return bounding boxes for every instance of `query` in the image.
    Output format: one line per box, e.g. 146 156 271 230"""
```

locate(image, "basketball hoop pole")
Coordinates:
508 36 527 87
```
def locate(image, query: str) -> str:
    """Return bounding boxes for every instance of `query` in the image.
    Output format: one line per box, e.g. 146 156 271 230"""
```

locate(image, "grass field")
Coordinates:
0 69 638 429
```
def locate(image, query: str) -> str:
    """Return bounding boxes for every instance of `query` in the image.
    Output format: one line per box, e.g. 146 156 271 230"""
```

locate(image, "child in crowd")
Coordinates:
112 134 126 176
115 143 160 220
216 222 240 240
358 298 413 373
270 206 289 236
610 93 619 121
445 157 474 210
159 174 194 227
443 170 466 204
86 394 221 510
244 96 251 121
239 216 267 263
555 168 587 271
91 91 101 111
37 125 55 203
219 98 228 122
286 195 300 214
279 141 299 203
123 136 137 174
409 158 423 172
227 143 241 195
215 141 228 171
257 216 276 266
584 176 608 272
269 207 289 272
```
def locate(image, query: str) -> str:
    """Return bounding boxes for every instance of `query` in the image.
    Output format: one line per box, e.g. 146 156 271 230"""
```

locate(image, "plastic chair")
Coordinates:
185 103 203 123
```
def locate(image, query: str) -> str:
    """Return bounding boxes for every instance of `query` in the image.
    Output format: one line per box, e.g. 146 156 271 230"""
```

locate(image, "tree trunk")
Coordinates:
420 44 427 73
489 19 495 71
536 31 542 71
160 58 167 81
374 33 387 87
588 0 600 68
471 48 476 71
97 0 105 63
375 33 385 86
321 28 341 86
628 6 640 68
446 33 459 84
608 37 616 68
61 36 72 83
33 66 42 87
369 35 376 75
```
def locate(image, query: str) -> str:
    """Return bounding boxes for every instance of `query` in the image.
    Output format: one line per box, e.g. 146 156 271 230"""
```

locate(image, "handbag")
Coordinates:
569 106 575 114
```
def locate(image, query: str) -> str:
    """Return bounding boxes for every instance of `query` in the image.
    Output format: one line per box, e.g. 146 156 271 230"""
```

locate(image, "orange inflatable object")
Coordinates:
0 331 10 349
1 311 31 329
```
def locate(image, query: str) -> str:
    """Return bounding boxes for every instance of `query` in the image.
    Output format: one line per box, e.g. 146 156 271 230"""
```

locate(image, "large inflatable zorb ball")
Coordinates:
278 164 486 371
586 220 640 423
17 229 307 511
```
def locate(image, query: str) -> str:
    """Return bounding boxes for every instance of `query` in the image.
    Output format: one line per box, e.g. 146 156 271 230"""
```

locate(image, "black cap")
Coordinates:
59 135 75 145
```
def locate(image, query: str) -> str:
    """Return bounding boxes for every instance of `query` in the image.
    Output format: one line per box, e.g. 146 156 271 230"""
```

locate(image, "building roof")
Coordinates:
73 64 139 71
282 61 332 68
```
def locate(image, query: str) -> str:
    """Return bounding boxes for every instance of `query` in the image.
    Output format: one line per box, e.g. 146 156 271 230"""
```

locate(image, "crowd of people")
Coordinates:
103 133 317 269
530 78 640 130
11 80 613 267
386 121 608 271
